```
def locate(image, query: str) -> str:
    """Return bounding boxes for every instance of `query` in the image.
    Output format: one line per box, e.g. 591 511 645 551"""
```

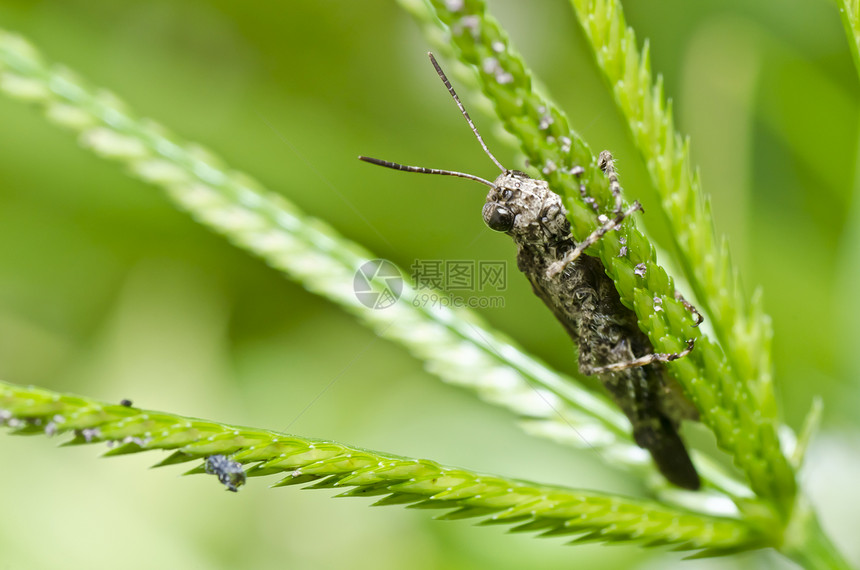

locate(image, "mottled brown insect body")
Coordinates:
360 53 701 490
483 169 700 490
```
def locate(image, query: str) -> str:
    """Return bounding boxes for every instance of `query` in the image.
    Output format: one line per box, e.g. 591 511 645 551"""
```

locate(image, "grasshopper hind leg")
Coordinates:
590 339 695 374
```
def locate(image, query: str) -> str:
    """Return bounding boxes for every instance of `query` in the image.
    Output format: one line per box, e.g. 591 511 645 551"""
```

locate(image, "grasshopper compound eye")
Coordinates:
482 203 515 232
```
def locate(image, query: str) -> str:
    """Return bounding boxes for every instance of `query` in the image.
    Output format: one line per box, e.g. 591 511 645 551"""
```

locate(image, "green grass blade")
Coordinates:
838 0 860 81
565 0 792 511
0 379 768 554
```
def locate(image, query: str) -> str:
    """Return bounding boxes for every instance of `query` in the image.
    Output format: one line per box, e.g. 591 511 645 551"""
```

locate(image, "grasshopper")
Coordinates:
360 53 701 490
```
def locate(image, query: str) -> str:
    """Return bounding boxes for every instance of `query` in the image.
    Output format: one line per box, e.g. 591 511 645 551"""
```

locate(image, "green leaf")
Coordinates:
0 380 767 554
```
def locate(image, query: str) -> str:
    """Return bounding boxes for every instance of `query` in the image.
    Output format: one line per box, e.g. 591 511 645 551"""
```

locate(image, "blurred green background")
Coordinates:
1 0 858 568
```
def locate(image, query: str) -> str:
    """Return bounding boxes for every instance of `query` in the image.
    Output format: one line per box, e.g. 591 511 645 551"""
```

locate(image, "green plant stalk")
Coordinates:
406 0 794 516
781 495 854 570
838 0 860 81
562 0 799 514
567 0 776 420
0 380 769 553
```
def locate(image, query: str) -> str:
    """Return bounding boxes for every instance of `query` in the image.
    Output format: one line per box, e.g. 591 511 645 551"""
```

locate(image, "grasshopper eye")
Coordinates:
501 188 513 200
483 203 515 232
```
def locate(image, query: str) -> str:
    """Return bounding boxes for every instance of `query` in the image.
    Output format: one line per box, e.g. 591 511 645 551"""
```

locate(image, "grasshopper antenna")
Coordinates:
358 53 503 188
427 52 506 173
357 156 496 189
